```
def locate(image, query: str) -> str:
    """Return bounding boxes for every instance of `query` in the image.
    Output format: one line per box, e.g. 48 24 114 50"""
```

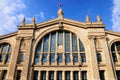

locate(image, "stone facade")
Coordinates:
0 9 120 80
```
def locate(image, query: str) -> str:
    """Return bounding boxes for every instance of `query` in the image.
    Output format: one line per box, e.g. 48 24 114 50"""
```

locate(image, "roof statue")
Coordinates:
97 15 102 22
32 17 36 24
57 8 64 19
21 17 25 26
86 15 90 23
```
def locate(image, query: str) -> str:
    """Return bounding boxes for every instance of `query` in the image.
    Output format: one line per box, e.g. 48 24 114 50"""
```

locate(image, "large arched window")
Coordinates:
0 43 12 63
111 41 120 62
35 31 86 64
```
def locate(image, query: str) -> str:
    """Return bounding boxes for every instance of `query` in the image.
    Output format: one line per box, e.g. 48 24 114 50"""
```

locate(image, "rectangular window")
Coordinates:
57 53 62 62
116 71 120 80
57 71 62 80
81 53 86 63
72 34 78 52
97 53 102 63
35 53 40 63
50 53 55 62
33 71 38 80
51 32 56 52
65 32 70 52
73 53 78 62
73 71 79 80
99 70 105 80
41 71 46 80
42 53 48 62
82 71 87 80
65 71 70 80
65 53 71 62
16 70 21 80
2 70 7 80
49 71 54 80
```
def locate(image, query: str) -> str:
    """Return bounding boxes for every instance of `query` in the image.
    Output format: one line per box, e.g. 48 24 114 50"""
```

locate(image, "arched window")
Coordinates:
35 31 86 64
0 43 12 63
111 41 120 62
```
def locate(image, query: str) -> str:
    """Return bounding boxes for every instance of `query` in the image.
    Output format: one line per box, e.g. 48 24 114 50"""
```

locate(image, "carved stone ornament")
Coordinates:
95 39 102 49
16 36 22 40
20 39 27 50
59 21 63 28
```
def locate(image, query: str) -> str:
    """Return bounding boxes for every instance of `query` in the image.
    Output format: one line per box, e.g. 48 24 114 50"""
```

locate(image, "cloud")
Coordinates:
35 11 45 20
0 0 26 35
112 0 120 32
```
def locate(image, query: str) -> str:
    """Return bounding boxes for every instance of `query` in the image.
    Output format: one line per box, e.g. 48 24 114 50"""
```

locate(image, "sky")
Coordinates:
0 0 120 35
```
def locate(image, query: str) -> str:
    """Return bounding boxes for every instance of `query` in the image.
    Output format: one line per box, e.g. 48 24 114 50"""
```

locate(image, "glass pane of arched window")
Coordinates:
36 40 42 53
8 46 12 53
79 40 85 52
57 53 62 62
58 31 63 46
72 34 78 52
112 53 117 62
116 42 120 51
6 53 11 62
50 32 56 52
50 53 55 62
65 53 70 62
35 53 40 63
81 53 86 62
2 44 8 53
0 54 4 62
42 53 48 62
73 53 78 62
43 35 49 52
65 32 70 52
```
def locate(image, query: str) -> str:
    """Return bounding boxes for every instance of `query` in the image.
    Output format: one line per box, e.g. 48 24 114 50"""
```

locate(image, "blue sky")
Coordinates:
0 0 120 35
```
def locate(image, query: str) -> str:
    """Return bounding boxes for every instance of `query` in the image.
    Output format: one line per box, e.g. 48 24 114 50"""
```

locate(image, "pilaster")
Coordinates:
6 36 22 80
21 36 33 80
88 35 100 80
102 37 116 80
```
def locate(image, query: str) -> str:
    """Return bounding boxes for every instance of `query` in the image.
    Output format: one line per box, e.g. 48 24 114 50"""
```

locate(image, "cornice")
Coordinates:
0 32 17 40
36 18 105 29
105 30 120 37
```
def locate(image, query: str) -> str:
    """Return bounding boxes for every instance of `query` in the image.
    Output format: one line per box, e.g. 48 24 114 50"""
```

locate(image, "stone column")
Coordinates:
21 36 33 80
71 71 73 80
102 37 116 80
54 71 56 80
6 36 22 80
38 71 40 80
88 35 100 80
62 71 65 80
46 71 48 80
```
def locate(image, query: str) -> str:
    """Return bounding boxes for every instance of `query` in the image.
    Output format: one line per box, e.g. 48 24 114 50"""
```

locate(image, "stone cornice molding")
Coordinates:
105 30 120 37
88 35 105 39
0 32 17 40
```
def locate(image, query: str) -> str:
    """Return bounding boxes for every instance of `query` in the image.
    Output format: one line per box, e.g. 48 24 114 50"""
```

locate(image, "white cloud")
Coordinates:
35 11 45 20
0 0 26 35
112 0 120 32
